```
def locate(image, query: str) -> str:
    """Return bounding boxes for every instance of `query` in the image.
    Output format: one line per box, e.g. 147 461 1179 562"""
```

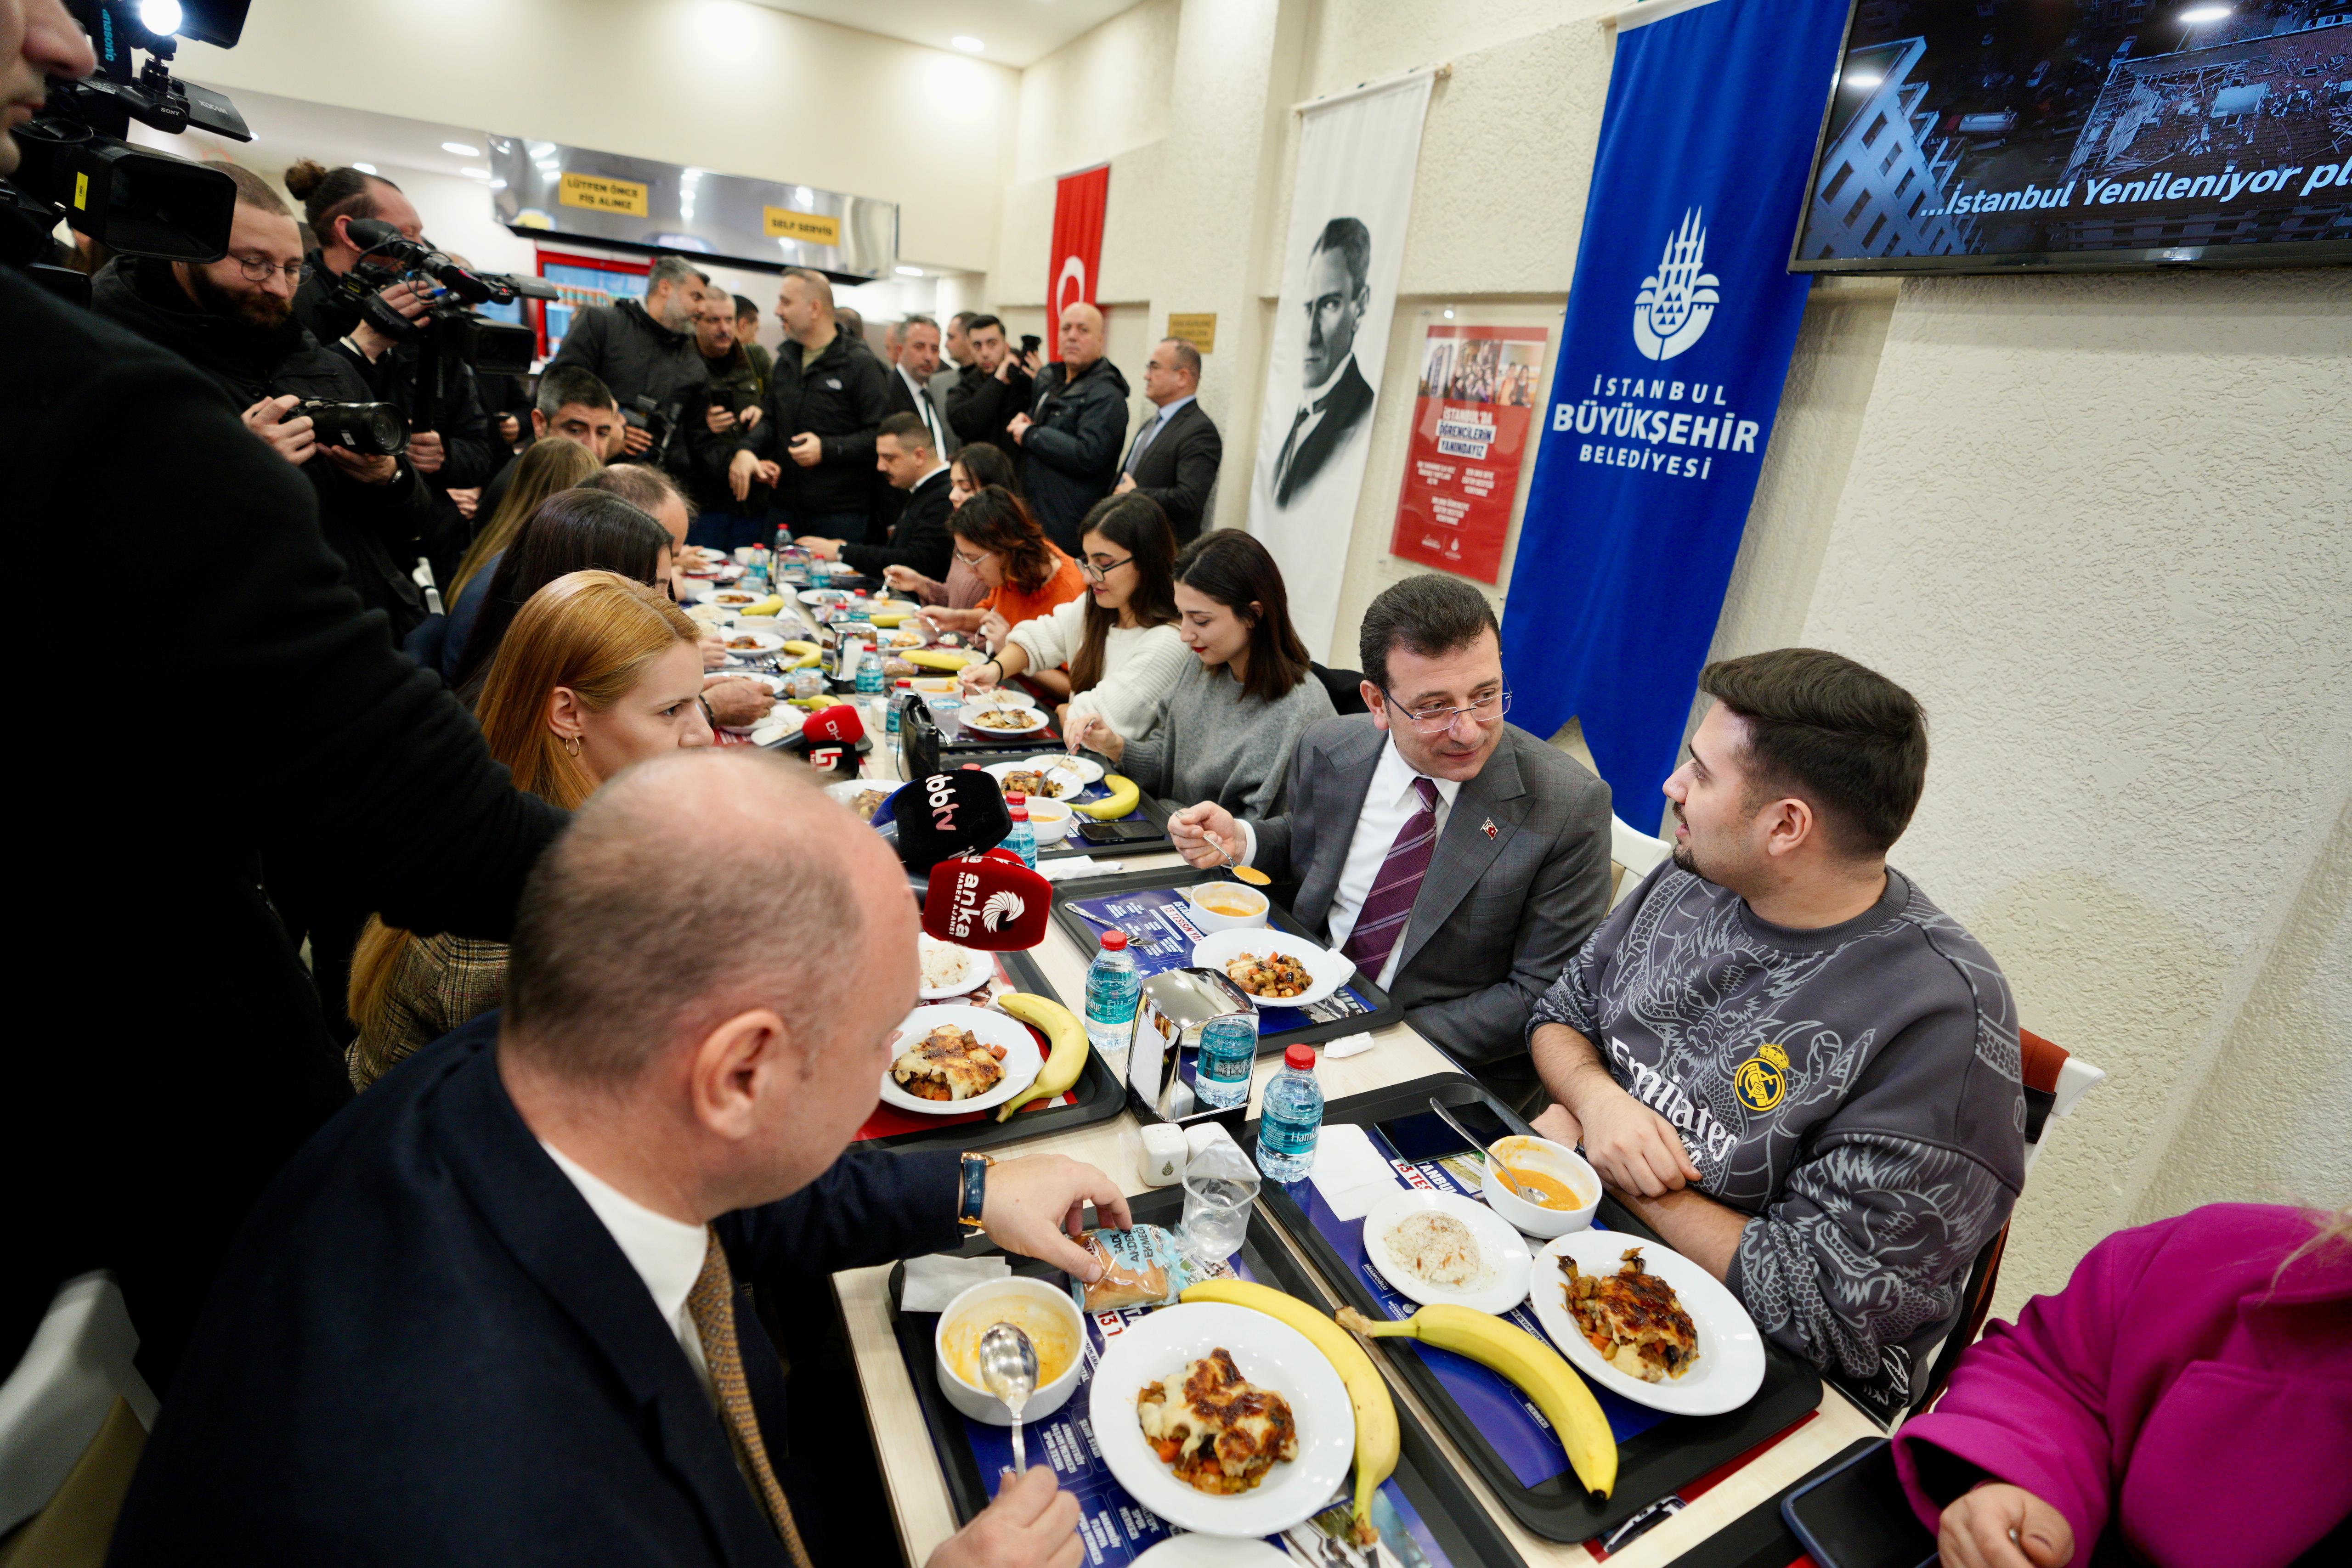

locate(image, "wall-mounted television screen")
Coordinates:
1792 2 2352 272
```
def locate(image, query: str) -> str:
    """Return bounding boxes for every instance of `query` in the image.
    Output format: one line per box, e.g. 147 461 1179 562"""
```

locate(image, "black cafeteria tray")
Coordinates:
1250 1074 1825 1544
854 948 1126 1154
886 1184 1531 1568
1049 864 1404 1051
1651 1438 1880 1568
945 748 1172 860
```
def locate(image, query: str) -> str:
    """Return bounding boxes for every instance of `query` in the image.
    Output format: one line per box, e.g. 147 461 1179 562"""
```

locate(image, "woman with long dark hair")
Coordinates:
447 489 676 700
958 492 1189 739
915 485 1087 651
1066 529 1333 814
436 438 604 678
885 442 1018 610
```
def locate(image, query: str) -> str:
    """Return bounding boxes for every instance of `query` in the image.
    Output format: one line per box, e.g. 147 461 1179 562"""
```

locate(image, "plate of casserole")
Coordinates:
1529 1231 1764 1415
1088 1302 1352 1537
876 1004 1040 1115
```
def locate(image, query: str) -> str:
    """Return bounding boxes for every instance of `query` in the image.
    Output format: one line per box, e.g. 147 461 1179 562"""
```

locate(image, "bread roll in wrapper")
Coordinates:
1069 1225 1213 1314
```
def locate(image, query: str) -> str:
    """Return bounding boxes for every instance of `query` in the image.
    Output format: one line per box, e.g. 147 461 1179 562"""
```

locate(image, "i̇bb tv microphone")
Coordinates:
891 771 1012 873
922 854 1054 951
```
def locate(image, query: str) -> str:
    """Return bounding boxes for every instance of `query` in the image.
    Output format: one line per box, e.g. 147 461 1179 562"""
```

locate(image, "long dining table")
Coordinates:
820 710 1882 1568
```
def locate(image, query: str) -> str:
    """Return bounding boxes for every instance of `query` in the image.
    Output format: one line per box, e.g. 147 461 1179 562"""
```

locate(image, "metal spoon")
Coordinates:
1070 905 1117 929
976 1322 1039 1476
1428 1097 1537 1204
1203 828 1273 887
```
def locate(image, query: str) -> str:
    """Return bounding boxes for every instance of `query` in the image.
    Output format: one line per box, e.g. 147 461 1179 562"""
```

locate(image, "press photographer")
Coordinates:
544 251 716 480
91 161 440 642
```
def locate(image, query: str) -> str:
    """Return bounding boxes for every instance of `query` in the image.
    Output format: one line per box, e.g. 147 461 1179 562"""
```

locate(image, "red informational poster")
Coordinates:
1389 324 1551 584
1046 164 1109 360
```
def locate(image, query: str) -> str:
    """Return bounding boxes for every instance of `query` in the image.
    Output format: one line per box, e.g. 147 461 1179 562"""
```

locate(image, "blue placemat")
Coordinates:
1065 887 1379 1035
1281 1126 1673 1491
900 1255 1475 1568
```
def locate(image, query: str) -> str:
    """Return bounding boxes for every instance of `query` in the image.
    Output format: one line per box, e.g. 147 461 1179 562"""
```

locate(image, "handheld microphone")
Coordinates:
803 703 864 748
922 855 1054 951
891 771 1012 873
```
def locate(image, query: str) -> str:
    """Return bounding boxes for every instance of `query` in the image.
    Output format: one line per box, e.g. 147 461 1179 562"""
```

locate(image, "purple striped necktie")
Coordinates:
1343 776 1441 977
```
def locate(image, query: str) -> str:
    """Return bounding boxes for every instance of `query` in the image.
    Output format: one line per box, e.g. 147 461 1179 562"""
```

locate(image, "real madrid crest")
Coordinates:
1734 1042 1789 1113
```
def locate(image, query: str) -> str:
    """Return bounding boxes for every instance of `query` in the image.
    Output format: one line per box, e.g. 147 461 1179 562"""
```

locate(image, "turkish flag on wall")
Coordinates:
1046 164 1109 361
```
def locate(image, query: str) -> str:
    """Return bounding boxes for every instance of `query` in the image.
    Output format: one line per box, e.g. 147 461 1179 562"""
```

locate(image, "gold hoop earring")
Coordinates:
563 734 581 759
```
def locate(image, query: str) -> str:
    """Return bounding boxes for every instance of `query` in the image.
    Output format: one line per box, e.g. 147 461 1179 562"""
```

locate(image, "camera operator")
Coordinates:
286 160 500 584
687 286 769 550
90 163 439 644
544 253 714 482
5 0 565 1391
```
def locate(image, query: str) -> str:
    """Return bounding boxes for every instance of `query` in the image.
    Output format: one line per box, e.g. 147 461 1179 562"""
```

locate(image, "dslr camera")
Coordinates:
0 2 254 300
299 399 407 458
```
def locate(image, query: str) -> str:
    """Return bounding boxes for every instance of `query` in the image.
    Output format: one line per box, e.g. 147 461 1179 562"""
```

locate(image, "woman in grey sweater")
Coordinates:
1067 530 1334 817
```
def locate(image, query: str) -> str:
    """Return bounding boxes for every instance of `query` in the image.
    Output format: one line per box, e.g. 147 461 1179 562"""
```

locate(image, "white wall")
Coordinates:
996 0 2352 1311
174 0 1019 276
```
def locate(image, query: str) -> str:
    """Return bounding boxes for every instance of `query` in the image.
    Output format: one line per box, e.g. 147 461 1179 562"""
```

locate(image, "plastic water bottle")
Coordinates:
1004 795 1037 869
1193 1012 1257 1111
854 643 884 696
1255 1045 1324 1184
885 679 911 735
1083 930 1140 1056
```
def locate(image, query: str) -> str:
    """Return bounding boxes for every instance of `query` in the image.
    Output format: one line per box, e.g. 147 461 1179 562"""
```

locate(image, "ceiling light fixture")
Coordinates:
352 162 377 175
442 141 481 157
951 36 984 54
2178 5 2232 22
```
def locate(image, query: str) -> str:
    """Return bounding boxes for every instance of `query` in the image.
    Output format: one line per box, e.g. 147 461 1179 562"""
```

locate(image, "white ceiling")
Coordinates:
740 0 1142 68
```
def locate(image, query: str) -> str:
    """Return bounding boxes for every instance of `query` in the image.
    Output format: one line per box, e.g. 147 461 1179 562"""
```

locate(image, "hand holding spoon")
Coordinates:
977 1322 1039 1478
1203 827 1272 887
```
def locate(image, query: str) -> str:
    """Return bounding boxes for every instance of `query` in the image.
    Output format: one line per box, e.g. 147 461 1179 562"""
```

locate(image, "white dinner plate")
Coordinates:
876 1004 1041 1115
799 588 854 606
718 630 787 656
1187 929 1353 1011
704 591 764 610
710 670 786 694
916 935 992 999
961 705 1048 737
824 779 899 819
1088 1302 1354 1538
1132 1538 1289 1568
981 759 1092 801
1360 1189 1533 1315
1529 1231 1765 1416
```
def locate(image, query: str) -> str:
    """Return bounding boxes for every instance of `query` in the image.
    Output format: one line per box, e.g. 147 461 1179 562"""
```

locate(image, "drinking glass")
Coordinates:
1178 1140 1261 1264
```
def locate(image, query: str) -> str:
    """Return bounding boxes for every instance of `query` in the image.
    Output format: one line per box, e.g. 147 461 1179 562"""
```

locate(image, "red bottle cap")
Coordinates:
1099 930 1128 951
1283 1044 1316 1070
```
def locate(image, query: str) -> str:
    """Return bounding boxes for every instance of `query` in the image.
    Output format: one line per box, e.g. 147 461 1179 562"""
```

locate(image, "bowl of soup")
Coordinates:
933 1277 1086 1426
1182 880 1270 932
1481 1134 1601 1239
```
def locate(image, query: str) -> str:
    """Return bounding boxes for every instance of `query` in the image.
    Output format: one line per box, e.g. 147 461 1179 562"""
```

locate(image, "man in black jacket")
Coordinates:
546 254 715 479
797 412 954 585
108 752 1115 1568
728 268 893 543
91 169 440 644
1008 302 1129 553
944 313 1032 463
6 252 565 1389
1114 336 1223 541
688 289 770 550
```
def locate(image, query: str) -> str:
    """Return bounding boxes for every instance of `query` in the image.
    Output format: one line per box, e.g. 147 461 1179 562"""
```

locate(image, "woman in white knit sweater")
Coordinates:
957 493 1191 740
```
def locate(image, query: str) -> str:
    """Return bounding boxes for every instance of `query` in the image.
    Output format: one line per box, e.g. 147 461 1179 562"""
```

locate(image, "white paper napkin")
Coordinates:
1038 857 1125 882
1306 1122 1403 1222
899 1252 1012 1311
1320 1032 1378 1059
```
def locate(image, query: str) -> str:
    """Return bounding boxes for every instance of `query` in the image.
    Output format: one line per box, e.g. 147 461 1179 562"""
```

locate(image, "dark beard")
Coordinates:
1671 842 1697 874
185 264 297 337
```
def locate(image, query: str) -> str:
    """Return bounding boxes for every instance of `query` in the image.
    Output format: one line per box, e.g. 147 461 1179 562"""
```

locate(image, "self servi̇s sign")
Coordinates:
1500 0 1851 813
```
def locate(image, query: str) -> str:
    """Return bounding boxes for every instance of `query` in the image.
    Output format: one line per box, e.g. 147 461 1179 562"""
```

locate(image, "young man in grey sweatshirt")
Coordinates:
1529 649 2024 1423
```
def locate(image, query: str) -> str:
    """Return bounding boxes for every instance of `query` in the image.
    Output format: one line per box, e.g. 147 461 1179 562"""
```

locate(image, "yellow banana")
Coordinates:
739 595 785 617
779 638 822 670
905 648 978 671
1339 1303 1616 1500
1182 1280 1397 1545
1071 773 1140 821
993 993 1087 1120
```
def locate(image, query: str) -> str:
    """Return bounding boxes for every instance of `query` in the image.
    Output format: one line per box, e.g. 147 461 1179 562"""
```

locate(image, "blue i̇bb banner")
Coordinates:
1501 0 1852 816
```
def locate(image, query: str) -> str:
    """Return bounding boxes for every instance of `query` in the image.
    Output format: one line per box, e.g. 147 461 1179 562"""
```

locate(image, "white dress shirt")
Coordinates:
896 363 948 457
1126 393 1196 471
541 1140 718 1403
1241 736 1458 989
1277 355 1356 487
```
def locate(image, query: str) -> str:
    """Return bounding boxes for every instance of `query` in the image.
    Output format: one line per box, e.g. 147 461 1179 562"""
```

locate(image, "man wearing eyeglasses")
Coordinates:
1170 573 1613 1100
90 161 439 644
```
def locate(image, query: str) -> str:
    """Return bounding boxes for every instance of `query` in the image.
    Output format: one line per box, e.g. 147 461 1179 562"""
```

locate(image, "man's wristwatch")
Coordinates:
957 1151 995 1232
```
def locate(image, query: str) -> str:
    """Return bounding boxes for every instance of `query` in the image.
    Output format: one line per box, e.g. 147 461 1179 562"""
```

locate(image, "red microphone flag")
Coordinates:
922 855 1053 951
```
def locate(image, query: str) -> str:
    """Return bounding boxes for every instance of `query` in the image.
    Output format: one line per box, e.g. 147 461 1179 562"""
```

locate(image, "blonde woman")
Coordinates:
347 572 714 1088
437 439 605 678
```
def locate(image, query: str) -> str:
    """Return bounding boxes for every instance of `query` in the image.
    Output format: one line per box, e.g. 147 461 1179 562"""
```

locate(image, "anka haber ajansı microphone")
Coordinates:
891 771 1012 873
923 854 1053 950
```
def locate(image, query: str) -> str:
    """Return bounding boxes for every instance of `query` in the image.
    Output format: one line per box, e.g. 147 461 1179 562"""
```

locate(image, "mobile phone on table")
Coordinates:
1780 1439 1939 1568
1076 819 1164 845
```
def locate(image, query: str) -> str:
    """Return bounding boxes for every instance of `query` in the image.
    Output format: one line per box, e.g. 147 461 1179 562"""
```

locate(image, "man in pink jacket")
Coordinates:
1893 1203 2351 1568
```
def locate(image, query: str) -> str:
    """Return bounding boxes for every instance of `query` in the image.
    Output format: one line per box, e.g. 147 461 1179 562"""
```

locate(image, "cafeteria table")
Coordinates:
740 582 1883 1567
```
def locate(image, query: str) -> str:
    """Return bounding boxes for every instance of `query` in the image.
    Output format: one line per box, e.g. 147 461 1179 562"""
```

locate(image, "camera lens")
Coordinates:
299 400 408 457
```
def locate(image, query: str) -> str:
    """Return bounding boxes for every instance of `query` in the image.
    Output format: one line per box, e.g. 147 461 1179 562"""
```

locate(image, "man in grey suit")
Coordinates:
1170 575 1614 1105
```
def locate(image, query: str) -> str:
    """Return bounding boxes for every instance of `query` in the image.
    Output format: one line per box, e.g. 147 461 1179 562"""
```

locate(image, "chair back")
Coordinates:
1608 815 1674 909
1310 663 1371 717
0 1274 156 1537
